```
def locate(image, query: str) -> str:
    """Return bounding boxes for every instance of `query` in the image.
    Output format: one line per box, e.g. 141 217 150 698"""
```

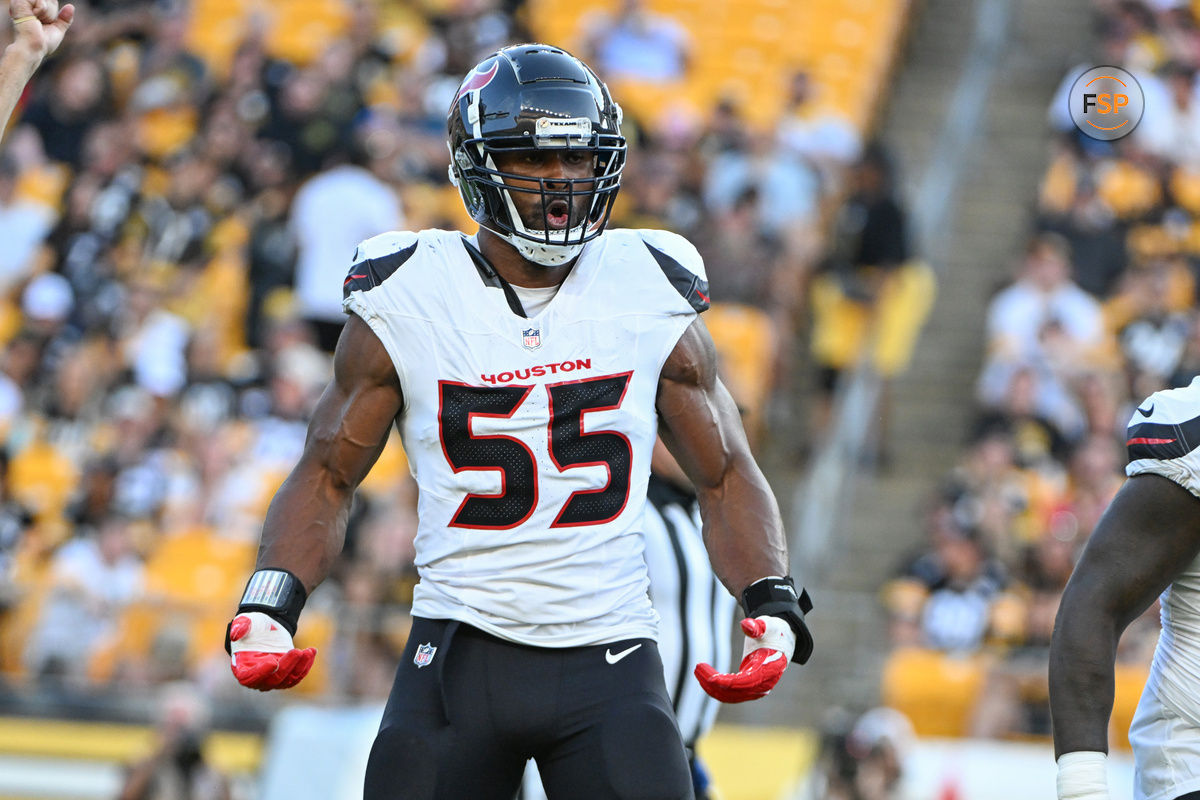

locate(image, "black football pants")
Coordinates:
363 617 694 800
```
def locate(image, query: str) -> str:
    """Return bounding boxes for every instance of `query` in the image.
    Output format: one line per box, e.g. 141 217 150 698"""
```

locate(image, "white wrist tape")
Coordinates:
744 615 796 662
1056 751 1109 800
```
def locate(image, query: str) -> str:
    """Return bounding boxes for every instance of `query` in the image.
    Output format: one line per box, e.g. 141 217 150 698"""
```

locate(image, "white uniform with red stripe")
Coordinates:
343 227 709 648
1123 376 1200 800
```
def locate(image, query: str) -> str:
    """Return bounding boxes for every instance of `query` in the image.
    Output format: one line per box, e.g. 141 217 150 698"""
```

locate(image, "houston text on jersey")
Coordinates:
480 359 593 384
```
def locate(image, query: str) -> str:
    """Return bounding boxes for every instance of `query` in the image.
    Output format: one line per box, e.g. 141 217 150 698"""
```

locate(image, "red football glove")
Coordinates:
694 615 796 703
228 612 316 691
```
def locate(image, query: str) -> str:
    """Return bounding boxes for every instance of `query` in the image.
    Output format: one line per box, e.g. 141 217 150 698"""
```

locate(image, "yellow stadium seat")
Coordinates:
1125 224 1175 260
524 0 910 134
1097 159 1161 220
704 303 778 442
9 440 79 520
606 80 684 129
87 601 169 682
0 551 54 677
136 107 199 160
1040 155 1079 215
188 606 236 666
185 0 249 77
1171 165 1200 216
88 531 258 681
291 608 333 695
881 646 988 737
167 246 250 369
143 529 256 607
1111 662 1148 752
359 431 412 499
14 163 70 213
1184 222 1200 256
810 261 937 377
262 0 351 66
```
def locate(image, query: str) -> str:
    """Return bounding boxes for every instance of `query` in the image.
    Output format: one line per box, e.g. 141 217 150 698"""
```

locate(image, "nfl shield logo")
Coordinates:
414 642 437 668
522 327 542 350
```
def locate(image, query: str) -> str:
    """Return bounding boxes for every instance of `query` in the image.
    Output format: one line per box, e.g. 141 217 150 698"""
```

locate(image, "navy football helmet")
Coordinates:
447 44 626 266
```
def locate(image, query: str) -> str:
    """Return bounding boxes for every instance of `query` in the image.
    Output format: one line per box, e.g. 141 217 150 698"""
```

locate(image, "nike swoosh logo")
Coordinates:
1137 404 1155 418
605 643 642 664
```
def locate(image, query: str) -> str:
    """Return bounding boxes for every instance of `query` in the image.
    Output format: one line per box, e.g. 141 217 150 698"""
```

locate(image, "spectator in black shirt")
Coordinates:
19 55 108 168
809 142 935 465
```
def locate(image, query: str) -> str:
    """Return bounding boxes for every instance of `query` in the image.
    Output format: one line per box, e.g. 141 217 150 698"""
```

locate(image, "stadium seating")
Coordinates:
703 302 778 442
184 0 248 78
87 529 255 681
0 0 914 773
186 0 352 75
9 439 78 522
880 646 988 738
523 0 909 131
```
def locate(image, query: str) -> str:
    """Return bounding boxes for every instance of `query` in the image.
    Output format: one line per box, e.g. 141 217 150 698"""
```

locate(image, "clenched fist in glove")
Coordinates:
228 612 316 691
226 569 315 691
695 615 794 702
695 576 814 704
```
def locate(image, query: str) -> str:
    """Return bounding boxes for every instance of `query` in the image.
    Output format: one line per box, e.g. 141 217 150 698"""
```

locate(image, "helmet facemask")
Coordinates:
470 135 623 265
447 46 627 267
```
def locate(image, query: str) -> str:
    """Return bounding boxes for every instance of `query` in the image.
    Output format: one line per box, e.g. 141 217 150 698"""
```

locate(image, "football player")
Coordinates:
1050 378 1200 800
224 43 813 799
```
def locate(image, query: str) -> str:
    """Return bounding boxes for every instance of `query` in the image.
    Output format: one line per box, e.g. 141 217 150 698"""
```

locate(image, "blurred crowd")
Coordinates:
0 0 901 725
879 0 1200 749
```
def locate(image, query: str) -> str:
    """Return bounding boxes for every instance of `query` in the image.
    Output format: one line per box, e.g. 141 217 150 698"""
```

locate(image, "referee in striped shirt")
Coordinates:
642 440 737 798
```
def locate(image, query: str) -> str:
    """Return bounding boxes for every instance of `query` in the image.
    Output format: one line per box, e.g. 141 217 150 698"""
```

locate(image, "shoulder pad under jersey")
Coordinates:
631 229 709 313
343 231 422 299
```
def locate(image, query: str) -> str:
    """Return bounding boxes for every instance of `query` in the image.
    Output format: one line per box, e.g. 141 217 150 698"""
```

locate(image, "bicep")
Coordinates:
655 317 749 488
300 314 404 489
1066 473 1200 628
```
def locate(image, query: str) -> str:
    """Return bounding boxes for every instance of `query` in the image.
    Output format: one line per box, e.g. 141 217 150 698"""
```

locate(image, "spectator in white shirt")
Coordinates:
25 513 145 682
289 148 403 351
984 233 1105 367
775 69 862 193
582 0 691 85
1135 62 1200 165
0 156 55 294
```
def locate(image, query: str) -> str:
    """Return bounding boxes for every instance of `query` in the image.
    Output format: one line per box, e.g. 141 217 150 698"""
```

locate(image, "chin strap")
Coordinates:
510 235 584 266
478 219 585 267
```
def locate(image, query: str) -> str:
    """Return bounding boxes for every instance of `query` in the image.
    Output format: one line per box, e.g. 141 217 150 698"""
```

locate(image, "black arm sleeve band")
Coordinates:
741 576 814 665
225 569 309 653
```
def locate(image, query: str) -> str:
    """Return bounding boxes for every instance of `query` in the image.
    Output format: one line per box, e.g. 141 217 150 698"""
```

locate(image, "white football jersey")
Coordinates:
343 227 710 648
1124 376 1200 799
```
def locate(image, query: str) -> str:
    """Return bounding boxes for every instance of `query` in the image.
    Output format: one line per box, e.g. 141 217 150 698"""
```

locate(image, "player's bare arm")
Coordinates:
1050 474 1200 755
656 317 787 593
226 314 402 690
255 314 402 589
657 316 813 703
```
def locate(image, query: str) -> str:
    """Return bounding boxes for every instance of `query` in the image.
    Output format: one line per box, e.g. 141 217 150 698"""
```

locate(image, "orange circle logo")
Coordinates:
1069 66 1144 141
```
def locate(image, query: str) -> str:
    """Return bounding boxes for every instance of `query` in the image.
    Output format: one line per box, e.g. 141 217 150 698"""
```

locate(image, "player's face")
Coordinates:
492 149 596 232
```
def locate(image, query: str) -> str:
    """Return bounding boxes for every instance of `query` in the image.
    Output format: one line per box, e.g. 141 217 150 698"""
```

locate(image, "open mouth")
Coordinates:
544 199 571 230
